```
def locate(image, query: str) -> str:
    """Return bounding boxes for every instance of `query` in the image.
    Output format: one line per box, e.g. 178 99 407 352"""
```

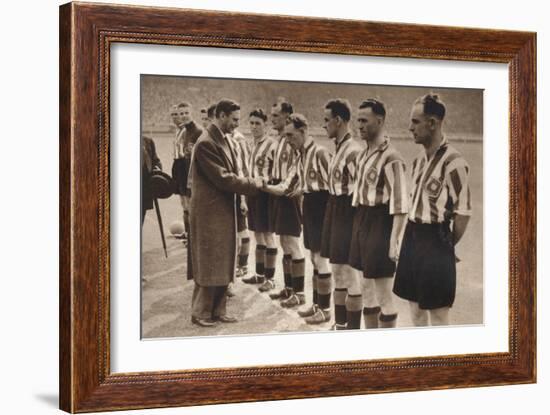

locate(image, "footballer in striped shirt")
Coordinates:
319 99 364 330
393 94 472 327
265 113 333 325
229 129 253 282
241 109 280 292
348 99 409 330
264 99 306 308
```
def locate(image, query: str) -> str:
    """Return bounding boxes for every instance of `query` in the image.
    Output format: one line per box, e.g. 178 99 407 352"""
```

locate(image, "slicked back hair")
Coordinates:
325 99 351 122
273 100 294 115
415 93 446 120
359 99 387 119
177 102 191 109
287 113 309 131
215 99 240 118
249 108 268 122
207 104 216 119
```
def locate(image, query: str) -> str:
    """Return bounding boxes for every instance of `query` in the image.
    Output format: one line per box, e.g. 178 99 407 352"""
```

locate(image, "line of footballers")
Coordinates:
171 93 472 330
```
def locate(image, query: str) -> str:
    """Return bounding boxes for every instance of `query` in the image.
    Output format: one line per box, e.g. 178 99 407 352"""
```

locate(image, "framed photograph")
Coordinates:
59 2 536 413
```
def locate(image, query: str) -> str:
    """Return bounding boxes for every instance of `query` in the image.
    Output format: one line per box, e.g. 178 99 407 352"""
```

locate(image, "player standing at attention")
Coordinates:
258 99 306 307
320 99 363 330
264 113 333 324
244 109 279 289
393 94 471 326
230 128 253 280
171 102 203 244
348 99 408 329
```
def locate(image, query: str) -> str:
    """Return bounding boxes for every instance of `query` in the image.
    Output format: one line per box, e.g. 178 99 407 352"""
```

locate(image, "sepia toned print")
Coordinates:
140 75 483 338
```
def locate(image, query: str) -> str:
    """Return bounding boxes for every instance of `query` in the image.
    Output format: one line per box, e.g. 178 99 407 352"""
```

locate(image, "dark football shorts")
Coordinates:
171 157 191 196
271 195 302 237
247 191 272 233
320 194 356 264
349 204 396 278
303 190 329 252
393 220 456 309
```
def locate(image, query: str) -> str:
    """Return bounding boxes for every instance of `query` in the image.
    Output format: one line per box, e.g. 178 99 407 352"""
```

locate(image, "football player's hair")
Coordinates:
207 104 216 119
272 99 294 115
249 108 268 122
215 99 240 118
325 99 351 122
359 99 387 119
177 102 191 109
287 113 309 130
415 93 446 120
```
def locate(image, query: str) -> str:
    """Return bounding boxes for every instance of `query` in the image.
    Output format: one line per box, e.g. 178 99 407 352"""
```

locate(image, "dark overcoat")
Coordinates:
189 124 259 287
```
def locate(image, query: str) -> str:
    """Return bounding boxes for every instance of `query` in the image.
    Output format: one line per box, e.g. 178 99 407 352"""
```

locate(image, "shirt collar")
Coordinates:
335 132 351 153
255 134 268 144
368 136 390 153
303 137 315 153
424 136 448 160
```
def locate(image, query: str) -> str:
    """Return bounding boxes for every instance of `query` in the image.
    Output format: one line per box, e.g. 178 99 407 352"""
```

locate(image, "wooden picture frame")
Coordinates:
59 2 536 412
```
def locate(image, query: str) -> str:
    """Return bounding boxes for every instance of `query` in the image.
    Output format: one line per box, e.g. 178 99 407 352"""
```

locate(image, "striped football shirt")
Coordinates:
327 133 362 196
272 136 298 181
279 138 332 193
248 135 278 179
229 130 251 177
352 138 409 215
301 139 331 193
409 137 472 224
173 125 186 159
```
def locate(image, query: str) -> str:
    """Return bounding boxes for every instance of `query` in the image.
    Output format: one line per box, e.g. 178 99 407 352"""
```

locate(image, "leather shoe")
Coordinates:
191 316 217 327
297 304 317 317
217 315 238 323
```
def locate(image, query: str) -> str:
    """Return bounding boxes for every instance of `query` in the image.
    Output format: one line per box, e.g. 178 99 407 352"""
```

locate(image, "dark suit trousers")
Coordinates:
191 282 228 320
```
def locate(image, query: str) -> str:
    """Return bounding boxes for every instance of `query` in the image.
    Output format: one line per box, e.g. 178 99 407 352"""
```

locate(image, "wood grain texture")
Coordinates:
59 2 537 413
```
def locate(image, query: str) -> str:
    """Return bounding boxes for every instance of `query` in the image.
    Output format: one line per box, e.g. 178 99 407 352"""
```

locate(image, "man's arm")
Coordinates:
195 140 262 196
389 213 407 262
452 214 470 245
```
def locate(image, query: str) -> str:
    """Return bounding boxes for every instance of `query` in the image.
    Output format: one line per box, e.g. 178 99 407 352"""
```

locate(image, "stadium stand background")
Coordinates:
141 75 483 141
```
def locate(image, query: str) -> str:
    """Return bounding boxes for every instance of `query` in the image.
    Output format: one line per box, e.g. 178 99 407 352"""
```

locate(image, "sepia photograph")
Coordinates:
140 74 483 339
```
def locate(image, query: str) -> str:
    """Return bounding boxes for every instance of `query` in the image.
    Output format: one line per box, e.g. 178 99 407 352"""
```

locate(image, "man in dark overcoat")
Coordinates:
141 135 162 224
189 99 264 327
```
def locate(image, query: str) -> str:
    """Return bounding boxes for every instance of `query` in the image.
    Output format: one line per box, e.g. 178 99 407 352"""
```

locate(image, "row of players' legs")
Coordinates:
236 230 450 328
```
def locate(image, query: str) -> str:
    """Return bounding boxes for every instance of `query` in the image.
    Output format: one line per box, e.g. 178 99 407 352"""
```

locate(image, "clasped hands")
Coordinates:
253 178 302 198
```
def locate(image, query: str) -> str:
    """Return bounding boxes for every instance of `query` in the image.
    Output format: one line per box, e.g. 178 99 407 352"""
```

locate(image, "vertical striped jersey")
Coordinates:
229 130 251 177
279 138 332 193
352 138 409 215
300 139 331 193
409 138 472 224
248 135 278 179
327 133 362 196
173 125 185 159
272 136 298 181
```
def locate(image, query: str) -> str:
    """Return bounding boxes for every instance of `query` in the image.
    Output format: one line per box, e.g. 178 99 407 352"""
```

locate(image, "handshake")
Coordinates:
253 177 269 189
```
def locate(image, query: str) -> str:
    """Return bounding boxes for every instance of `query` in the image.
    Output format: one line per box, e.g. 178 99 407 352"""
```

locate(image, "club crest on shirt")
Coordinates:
281 151 289 162
366 167 378 186
308 169 317 180
425 176 444 199
333 169 342 180
256 156 265 167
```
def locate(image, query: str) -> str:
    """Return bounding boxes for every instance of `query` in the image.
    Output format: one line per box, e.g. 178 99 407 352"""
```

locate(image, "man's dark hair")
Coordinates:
359 99 387 119
415 93 446 120
207 104 216 119
287 113 309 130
249 108 268 122
272 99 294 115
177 102 191 109
215 99 240 118
325 99 351 122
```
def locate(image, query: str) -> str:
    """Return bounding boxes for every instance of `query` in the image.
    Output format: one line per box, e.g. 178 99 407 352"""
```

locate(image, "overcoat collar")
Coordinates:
207 124 237 171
